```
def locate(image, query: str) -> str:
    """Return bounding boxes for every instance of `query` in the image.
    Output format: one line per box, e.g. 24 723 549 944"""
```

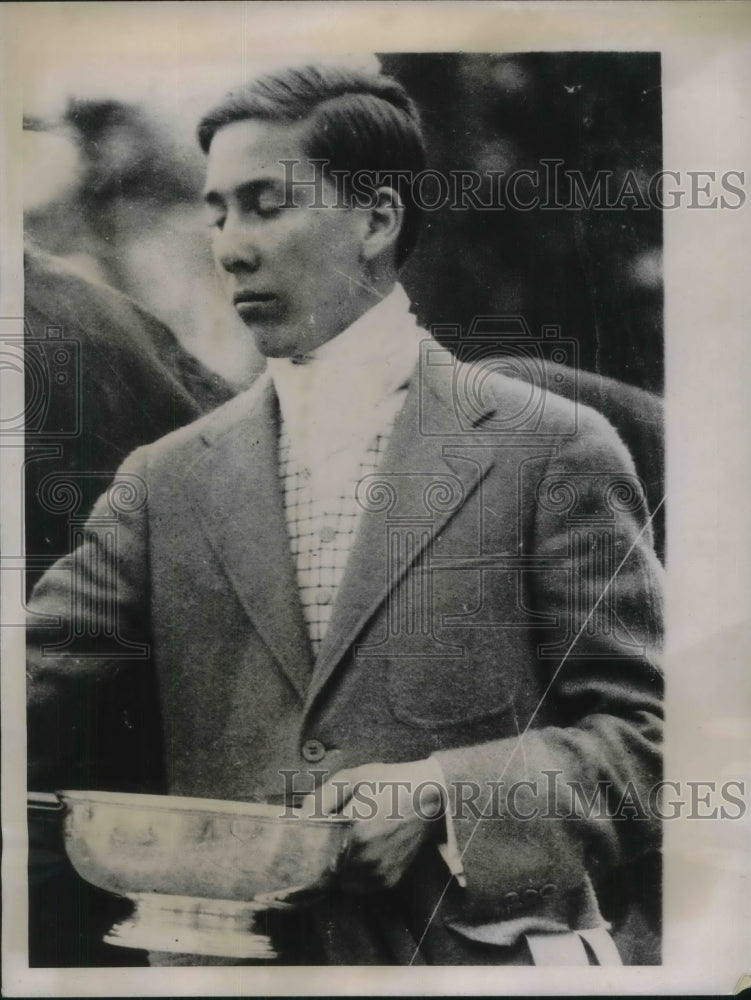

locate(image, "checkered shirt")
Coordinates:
278 421 394 653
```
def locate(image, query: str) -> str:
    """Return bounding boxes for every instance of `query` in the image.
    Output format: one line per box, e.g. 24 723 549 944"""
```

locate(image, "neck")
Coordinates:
301 271 397 357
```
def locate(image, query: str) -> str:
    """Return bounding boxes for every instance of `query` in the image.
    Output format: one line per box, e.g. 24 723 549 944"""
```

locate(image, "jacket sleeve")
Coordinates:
432 408 664 921
26 446 165 795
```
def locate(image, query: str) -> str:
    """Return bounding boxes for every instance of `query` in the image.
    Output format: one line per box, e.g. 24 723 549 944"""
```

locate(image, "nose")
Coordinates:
213 225 261 276
217 248 260 276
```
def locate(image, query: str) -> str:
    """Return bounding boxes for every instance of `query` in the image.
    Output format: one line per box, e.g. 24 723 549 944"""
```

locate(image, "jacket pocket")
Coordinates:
385 650 512 729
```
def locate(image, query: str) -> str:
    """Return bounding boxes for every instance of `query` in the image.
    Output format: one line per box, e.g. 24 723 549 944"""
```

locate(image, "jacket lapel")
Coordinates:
304 350 495 712
184 378 314 701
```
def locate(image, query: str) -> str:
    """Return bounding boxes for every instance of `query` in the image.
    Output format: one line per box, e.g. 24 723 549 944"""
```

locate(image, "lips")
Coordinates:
233 292 279 323
233 291 276 306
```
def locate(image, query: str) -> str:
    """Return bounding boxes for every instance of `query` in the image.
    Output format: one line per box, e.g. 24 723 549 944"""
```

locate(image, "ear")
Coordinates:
360 185 404 263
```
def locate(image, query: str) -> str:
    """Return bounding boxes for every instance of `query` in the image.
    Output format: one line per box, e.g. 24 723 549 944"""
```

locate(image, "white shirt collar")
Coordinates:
267 283 423 475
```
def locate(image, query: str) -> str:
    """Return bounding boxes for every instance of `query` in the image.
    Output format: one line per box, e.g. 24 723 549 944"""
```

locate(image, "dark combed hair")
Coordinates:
197 64 426 265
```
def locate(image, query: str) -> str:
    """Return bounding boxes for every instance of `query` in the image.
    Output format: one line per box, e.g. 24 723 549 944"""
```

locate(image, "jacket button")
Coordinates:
522 888 539 904
301 739 326 763
540 883 557 898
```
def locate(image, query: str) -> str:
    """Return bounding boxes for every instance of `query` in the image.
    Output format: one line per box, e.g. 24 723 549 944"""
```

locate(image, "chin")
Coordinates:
244 323 293 359
252 336 297 360
253 324 324 360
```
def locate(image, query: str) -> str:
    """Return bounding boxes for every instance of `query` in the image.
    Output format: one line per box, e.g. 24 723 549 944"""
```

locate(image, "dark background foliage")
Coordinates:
384 53 662 393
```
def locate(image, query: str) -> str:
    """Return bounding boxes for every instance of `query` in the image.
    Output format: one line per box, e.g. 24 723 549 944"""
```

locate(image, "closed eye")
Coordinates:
239 183 286 218
202 181 289 229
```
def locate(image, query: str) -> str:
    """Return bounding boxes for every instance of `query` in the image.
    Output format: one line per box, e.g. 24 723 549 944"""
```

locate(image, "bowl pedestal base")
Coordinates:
105 893 278 960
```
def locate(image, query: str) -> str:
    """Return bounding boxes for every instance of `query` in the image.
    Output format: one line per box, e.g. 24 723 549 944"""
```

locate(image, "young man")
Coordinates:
27 64 663 966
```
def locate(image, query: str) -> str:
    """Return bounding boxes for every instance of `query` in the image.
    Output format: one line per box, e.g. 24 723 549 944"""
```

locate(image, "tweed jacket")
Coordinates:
27 341 664 964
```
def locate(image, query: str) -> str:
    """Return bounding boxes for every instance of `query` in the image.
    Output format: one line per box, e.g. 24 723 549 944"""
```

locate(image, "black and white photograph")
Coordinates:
1 2 749 995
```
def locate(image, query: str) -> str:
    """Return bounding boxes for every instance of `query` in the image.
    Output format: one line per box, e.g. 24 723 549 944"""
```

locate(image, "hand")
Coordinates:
301 759 447 892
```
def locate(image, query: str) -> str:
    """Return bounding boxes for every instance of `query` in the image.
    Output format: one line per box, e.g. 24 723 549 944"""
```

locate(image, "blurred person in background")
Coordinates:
23 103 264 392
24 242 235 593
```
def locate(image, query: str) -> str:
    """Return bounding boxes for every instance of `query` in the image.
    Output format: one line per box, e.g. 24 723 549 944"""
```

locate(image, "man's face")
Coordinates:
203 119 368 358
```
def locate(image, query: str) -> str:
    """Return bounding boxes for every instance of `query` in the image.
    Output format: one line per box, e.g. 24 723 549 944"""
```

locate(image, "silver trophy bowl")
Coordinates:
54 790 353 959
